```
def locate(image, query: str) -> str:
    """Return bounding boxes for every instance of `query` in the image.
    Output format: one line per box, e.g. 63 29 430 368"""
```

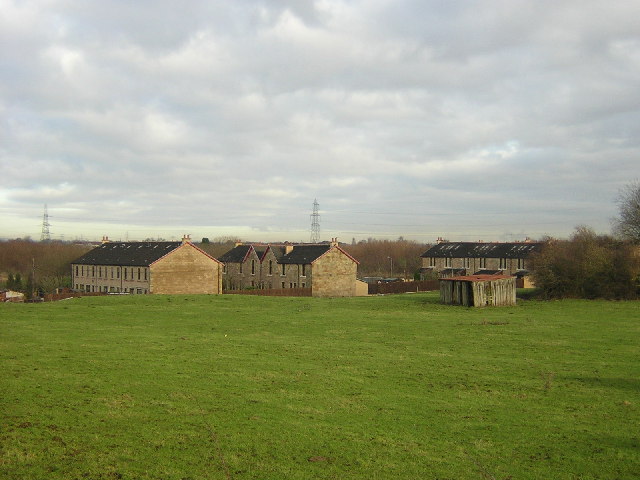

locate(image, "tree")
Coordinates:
13 273 23 292
25 273 35 300
613 181 640 243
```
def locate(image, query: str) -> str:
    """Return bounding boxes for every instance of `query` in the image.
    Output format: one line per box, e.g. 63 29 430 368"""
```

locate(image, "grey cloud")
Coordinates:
1 0 638 241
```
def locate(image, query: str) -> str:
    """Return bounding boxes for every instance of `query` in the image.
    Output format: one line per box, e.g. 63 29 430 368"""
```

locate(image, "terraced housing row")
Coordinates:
71 236 362 297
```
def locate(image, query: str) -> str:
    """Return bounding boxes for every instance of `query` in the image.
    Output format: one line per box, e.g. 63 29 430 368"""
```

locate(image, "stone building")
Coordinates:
220 239 360 296
257 245 287 289
71 235 223 294
217 244 263 291
420 240 543 286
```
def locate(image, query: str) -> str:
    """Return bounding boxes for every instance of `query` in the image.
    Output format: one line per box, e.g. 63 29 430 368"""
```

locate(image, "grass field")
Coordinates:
1 293 639 479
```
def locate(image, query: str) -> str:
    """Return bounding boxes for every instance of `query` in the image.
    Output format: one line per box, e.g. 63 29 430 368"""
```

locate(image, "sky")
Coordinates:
1 0 639 244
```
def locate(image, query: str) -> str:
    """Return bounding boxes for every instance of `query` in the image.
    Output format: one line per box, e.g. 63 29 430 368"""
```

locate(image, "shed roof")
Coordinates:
71 242 182 266
421 242 542 259
440 274 514 282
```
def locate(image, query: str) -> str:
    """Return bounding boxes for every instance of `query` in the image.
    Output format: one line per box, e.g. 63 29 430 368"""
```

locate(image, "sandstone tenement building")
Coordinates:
420 240 542 286
219 239 360 297
71 235 223 295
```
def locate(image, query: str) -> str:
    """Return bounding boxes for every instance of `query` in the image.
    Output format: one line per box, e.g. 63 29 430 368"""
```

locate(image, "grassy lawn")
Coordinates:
1 293 639 479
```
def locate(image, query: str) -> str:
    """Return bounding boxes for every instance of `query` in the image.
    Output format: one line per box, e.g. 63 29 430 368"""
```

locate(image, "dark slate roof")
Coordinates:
71 242 182 266
279 245 331 264
218 245 253 263
420 242 542 259
267 246 288 260
254 247 267 261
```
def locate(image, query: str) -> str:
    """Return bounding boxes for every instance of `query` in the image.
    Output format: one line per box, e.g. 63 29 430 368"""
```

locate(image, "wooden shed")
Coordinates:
439 274 516 307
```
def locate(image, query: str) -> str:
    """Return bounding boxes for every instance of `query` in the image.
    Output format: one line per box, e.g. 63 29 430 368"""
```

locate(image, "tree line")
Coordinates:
0 239 91 296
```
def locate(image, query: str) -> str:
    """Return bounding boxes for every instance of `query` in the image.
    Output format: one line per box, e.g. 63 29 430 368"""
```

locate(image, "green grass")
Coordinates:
1 293 639 479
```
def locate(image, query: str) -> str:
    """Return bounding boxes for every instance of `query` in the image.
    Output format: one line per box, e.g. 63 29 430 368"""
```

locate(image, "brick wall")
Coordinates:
150 243 222 294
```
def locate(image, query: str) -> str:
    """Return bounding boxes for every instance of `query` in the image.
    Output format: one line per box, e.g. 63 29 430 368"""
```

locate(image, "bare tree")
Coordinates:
613 181 640 242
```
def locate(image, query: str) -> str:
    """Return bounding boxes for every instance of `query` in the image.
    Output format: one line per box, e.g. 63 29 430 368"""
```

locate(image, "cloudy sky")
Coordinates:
2 0 639 243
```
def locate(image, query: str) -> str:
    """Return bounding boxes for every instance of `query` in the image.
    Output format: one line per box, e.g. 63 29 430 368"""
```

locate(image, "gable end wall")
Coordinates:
150 244 222 294
312 247 357 297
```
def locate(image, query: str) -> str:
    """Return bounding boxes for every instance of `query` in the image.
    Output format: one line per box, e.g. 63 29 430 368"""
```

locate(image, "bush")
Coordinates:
532 226 639 299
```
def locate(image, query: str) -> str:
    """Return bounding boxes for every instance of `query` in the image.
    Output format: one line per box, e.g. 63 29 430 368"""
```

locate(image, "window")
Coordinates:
301 264 306 277
479 258 486 269
517 258 525 270
240 262 243 274
92 266 95 276
222 264 227 274
281 264 286 275
499 258 507 270
117 268 120 279
111 267 114 279
144 268 148 280
75 266 79 276
124 268 128 280
269 260 273 275
282 282 286 288
445 257 452 268
251 260 255 275
464 258 470 269
429 257 436 267
138 268 141 280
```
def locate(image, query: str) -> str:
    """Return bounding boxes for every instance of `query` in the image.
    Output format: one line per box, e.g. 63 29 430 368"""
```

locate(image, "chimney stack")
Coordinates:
285 242 294 254
101 235 110 244
182 234 191 244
